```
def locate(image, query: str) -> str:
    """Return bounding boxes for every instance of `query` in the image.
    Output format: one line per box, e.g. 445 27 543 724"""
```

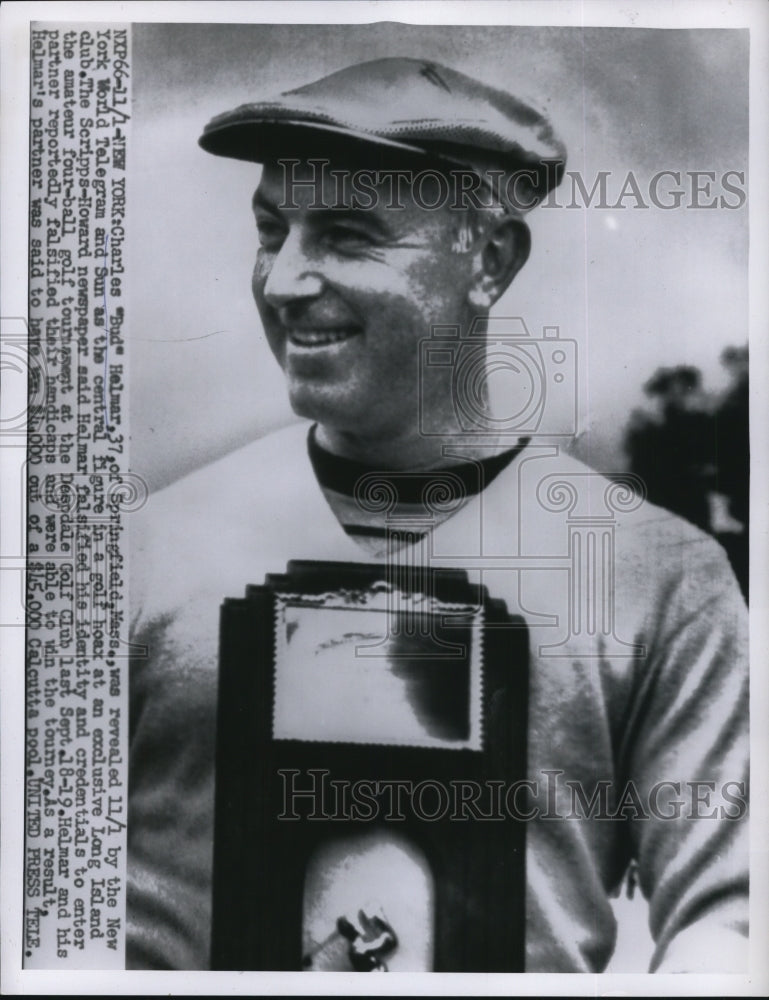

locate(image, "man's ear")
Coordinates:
467 216 531 310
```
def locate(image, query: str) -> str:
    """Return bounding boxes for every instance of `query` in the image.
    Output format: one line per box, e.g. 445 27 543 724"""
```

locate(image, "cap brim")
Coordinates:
198 112 564 212
198 117 440 165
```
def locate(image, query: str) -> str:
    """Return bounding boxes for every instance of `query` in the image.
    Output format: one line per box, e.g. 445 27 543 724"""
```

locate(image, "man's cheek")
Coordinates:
407 253 465 307
338 258 415 299
263 327 287 368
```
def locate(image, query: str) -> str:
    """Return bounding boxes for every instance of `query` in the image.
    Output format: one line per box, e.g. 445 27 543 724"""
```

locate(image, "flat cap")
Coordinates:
199 57 566 212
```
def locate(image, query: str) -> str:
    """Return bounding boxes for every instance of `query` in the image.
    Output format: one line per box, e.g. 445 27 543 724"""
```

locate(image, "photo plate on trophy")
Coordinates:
272 588 483 749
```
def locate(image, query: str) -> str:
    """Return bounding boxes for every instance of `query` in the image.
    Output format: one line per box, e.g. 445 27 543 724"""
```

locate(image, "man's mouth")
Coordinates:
287 327 361 348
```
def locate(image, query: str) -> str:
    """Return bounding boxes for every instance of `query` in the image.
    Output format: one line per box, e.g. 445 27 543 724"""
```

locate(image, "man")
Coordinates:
128 58 748 972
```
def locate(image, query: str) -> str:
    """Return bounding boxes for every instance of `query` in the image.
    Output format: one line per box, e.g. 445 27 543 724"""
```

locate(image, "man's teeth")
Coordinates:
288 328 357 346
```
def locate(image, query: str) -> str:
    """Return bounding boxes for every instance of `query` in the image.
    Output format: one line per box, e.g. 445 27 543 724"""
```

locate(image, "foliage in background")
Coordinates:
624 346 748 598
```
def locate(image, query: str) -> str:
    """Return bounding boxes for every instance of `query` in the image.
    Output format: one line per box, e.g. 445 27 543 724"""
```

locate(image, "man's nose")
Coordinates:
261 228 324 309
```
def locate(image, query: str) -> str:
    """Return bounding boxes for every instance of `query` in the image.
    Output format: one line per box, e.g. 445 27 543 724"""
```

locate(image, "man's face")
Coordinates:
251 158 477 443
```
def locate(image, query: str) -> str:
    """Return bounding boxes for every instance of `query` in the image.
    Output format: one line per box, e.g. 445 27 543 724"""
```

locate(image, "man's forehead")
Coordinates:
253 157 457 219
257 157 348 195
254 159 366 212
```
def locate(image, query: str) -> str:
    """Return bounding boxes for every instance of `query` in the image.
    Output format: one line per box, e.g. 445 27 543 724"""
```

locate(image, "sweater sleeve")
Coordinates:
621 535 749 973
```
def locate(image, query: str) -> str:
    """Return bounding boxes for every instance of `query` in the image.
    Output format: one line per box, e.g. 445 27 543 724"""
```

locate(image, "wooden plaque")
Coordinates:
211 561 528 972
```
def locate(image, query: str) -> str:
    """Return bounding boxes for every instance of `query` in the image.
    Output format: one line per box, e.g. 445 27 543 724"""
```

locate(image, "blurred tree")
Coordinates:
714 346 749 525
625 365 715 532
623 348 748 599
712 346 749 598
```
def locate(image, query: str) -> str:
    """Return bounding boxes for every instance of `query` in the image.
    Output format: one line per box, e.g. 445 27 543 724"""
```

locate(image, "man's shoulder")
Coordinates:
149 420 310 512
129 421 315 617
505 446 736 586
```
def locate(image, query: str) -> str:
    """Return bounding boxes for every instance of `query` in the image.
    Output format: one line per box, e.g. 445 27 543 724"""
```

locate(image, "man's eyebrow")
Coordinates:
318 206 392 235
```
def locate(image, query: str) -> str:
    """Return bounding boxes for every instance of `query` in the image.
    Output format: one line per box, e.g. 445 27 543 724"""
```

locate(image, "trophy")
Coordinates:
211 561 528 971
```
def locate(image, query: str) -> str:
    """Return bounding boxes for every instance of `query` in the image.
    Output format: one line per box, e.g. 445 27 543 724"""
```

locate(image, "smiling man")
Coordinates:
249 157 532 470
127 58 748 973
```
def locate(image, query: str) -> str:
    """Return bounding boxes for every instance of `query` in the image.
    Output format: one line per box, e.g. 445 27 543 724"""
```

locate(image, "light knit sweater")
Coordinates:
127 422 748 972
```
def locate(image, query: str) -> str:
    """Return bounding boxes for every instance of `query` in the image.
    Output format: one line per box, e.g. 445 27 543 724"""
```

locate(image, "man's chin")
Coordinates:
287 387 361 431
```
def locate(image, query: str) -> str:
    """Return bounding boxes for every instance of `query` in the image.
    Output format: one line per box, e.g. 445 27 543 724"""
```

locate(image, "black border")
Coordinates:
211 560 529 972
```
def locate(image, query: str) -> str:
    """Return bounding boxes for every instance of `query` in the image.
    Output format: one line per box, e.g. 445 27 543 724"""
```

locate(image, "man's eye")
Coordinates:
326 223 375 247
